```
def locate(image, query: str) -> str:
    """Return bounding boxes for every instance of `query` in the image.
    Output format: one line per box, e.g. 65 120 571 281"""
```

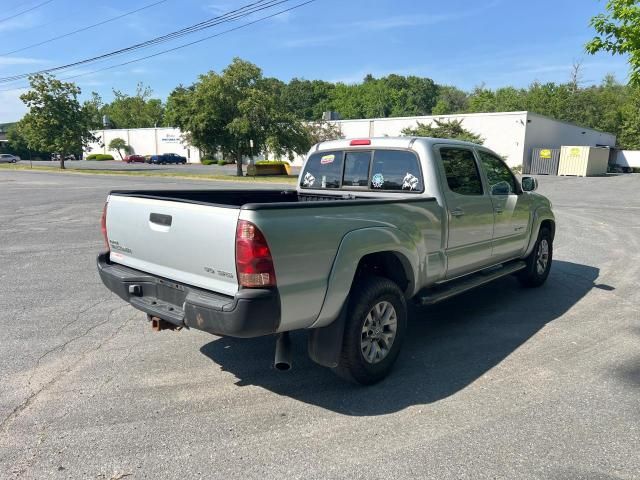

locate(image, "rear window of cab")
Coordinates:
300 149 423 192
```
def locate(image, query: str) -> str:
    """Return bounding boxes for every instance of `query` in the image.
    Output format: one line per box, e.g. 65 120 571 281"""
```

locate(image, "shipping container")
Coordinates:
558 146 609 177
527 148 560 175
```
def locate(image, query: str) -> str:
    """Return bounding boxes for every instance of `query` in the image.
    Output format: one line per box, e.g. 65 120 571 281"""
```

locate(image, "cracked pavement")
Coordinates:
0 170 638 479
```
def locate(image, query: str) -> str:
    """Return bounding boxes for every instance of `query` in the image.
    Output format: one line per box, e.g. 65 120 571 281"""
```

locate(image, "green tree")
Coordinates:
281 78 334 120
2 123 49 159
17 74 95 169
432 86 469 114
616 86 640 148
401 118 484 144
167 58 308 176
303 121 344 146
108 137 131 160
83 92 104 130
586 0 640 85
103 83 164 128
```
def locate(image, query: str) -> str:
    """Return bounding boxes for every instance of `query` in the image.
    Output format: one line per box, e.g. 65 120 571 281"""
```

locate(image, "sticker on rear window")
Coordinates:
372 173 384 188
402 172 419 191
320 154 335 165
303 172 316 187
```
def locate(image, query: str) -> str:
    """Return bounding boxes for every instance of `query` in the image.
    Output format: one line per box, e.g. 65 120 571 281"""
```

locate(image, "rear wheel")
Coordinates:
518 227 553 287
333 276 407 385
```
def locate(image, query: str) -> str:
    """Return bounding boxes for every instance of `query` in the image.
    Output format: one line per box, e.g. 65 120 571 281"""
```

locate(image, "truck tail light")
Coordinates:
100 202 109 251
350 139 371 146
235 220 276 288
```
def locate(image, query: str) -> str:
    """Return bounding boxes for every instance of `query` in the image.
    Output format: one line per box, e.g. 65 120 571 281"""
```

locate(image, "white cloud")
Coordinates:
0 90 27 123
0 56 47 66
348 13 461 31
0 13 41 33
345 1 503 31
284 2 503 48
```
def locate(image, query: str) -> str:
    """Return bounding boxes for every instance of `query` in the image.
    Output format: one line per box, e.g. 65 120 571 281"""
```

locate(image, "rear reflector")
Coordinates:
100 202 109 251
350 139 371 146
235 220 276 288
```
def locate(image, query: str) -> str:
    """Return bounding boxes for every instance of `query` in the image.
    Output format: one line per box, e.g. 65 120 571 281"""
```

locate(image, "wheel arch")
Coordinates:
523 206 555 258
310 227 420 330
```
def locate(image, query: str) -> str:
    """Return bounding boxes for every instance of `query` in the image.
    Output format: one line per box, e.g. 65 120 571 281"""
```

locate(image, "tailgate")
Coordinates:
105 195 239 296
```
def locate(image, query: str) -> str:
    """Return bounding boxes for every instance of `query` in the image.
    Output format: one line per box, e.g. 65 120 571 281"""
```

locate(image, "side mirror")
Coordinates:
490 181 512 196
521 176 538 192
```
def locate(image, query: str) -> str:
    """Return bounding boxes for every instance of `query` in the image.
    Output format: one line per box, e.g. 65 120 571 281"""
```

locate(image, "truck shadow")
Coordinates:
199 260 602 416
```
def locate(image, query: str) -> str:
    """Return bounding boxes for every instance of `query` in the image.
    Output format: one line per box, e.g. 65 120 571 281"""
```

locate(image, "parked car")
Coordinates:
123 154 146 164
97 137 555 385
0 153 20 163
162 153 187 164
148 153 187 165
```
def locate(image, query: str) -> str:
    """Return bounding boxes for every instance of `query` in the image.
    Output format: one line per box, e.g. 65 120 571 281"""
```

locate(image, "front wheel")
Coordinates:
333 276 407 385
518 227 553 287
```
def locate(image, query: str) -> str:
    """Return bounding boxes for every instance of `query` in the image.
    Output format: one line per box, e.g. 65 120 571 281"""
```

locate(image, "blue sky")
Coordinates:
0 0 630 122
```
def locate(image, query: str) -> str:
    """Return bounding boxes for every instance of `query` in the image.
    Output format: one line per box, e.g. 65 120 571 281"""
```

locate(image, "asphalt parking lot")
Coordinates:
0 170 638 479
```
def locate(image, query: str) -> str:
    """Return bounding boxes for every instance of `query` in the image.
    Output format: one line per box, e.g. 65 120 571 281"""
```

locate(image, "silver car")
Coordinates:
0 153 20 163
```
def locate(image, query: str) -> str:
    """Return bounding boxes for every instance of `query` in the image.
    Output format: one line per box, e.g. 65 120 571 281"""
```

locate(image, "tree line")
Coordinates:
67 64 640 149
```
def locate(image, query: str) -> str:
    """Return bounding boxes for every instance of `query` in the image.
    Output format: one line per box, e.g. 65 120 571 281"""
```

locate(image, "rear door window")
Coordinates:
300 151 344 189
369 150 423 192
440 148 483 195
477 151 517 195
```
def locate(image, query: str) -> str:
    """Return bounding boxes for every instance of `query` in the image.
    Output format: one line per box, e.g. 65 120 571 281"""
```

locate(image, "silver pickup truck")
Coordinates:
97 137 555 384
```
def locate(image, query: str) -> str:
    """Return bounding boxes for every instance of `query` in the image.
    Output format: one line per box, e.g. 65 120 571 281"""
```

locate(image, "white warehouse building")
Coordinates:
86 111 616 169
87 127 203 163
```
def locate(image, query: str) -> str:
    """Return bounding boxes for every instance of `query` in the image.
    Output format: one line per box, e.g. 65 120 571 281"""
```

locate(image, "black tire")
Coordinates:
518 227 553 287
333 276 407 385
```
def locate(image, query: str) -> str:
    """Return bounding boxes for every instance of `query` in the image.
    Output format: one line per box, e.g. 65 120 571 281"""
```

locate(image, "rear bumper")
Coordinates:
97 252 280 338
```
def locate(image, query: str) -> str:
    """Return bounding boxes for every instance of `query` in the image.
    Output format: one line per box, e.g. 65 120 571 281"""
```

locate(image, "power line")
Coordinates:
0 0 55 25
0 0 289 84
1 0 169 56
0 0 318 93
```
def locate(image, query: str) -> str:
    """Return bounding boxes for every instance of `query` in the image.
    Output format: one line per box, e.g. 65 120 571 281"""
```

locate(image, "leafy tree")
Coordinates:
2 123 48 159
432 85 469 114
325 74 440 120
17 74 95 169
164 85 193 127
303 121 344 146
401 118 484 144
280 78 334 120
616 86 640 148
83 92 104 130
167 58 308 176
108 137 131 160
586 0 640 85
102 83 164 128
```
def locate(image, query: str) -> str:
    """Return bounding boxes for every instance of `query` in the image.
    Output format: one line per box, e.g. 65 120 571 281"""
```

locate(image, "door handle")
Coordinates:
451 208 465 217
149 213 172 226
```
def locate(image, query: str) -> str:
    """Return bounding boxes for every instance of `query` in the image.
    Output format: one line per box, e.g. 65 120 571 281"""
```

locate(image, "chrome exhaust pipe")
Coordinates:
274 332 292 371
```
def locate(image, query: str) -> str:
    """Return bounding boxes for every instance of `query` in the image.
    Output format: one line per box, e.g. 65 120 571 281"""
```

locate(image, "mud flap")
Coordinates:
307 299 348 368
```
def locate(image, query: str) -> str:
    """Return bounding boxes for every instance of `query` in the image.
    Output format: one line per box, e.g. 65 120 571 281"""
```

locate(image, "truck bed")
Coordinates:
108 189 428 209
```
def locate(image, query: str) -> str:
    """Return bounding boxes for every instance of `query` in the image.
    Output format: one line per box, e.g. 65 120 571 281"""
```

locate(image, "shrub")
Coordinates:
86 153 114 161
217 159 227 165
201 158 216 165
